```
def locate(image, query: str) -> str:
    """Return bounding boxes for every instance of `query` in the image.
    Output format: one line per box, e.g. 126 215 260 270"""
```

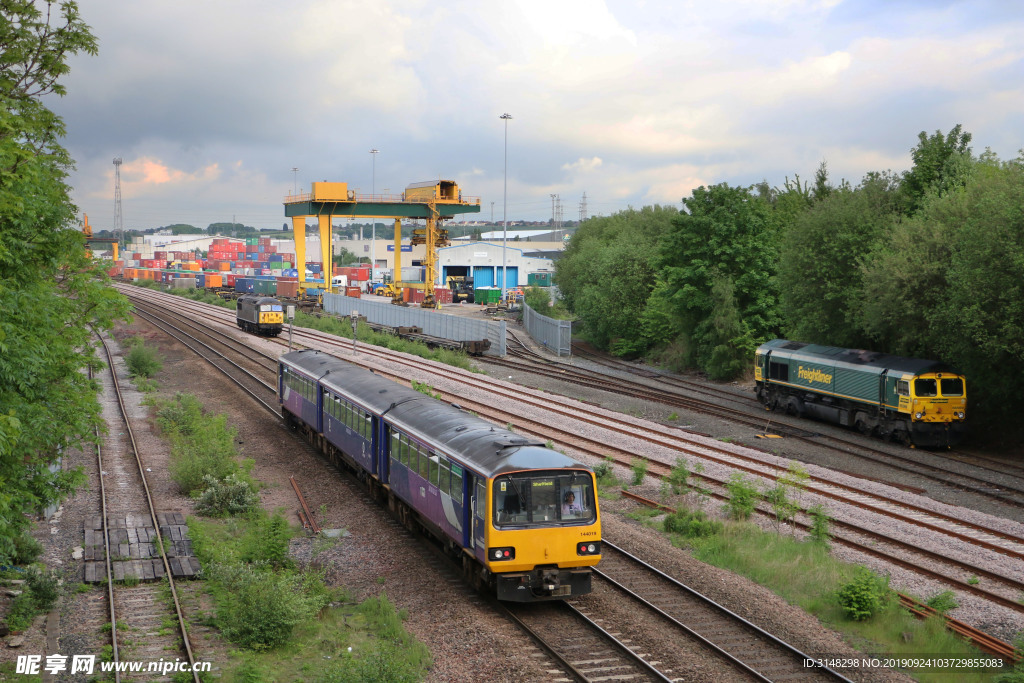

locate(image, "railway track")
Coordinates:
92 332 202 682
502 601 674 682
115 285 1024 646
621 491 1022 666
592 541 852 681
504 333 1024 511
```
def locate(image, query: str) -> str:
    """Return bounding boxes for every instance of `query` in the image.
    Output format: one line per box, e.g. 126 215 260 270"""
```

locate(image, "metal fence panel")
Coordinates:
323 293 506 356
522 303 572 356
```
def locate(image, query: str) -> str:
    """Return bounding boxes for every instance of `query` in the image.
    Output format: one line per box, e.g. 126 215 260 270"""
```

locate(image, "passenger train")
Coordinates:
279 349 602 601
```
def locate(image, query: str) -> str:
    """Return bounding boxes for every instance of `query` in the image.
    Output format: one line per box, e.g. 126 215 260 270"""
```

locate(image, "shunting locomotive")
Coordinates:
236 294 284 336
755 339 966 447
278 349 602 601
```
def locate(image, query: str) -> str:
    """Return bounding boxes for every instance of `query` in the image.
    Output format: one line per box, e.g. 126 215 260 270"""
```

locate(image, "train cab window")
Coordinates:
492 471 596 527
914 378 938 397
940 378 964 396
768 361 789 382
450 464 464 503
897 380 910 397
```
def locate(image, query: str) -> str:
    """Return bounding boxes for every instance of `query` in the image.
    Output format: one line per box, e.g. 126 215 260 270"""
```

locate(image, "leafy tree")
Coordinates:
0 1 130 563
654 184 781 376
555 206 678 355
901 124 973 214
860 157 1024 438
777 172 901 347
163 223 202 235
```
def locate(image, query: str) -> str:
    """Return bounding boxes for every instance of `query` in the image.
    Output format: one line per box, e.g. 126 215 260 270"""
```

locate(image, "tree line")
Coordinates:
556 126 1024 443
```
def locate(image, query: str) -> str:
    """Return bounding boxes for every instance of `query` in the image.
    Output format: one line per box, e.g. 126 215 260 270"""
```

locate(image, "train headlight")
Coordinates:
914 412 924 419
956 411 965 419
577 542 601 556
489 547 515 561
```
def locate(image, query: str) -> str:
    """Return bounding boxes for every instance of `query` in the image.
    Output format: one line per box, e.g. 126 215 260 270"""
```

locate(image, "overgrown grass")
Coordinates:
124 338 163 378
151 393 258 511
188 515 430 681
655 518 1009 681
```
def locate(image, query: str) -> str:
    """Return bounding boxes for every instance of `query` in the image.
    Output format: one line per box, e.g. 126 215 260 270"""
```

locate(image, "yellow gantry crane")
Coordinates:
283 180 480 307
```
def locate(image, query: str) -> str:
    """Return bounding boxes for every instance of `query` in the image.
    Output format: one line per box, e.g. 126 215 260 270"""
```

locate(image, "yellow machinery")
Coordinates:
82 214 119 260
284 180 480 307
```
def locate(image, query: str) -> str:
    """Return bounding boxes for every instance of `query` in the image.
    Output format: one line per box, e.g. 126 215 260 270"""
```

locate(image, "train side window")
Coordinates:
428 453 440 487
476 480 487 518
768 361 788 381
389 430 399 463
914 378 938 397
450 465 463 504
897 380 909 397
439 460 451 495
418 446 430 480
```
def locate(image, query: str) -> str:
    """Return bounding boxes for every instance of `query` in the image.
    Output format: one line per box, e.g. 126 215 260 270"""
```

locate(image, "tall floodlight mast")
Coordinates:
113 157 123 249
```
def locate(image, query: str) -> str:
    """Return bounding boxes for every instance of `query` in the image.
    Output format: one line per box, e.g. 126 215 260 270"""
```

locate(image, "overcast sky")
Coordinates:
50 0 1023 232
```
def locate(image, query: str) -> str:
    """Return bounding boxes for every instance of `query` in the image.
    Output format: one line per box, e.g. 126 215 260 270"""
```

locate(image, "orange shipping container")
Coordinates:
205 274 222 288
344 286 361 298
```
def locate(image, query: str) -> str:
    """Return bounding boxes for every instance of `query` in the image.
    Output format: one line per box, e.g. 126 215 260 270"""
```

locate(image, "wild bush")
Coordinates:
194 474 259 517
664 509 722 538
26 567 59 611
926 590 959 614
125 342 162 378
724 472 760 520
667 457 689 495
836 567 892 621
630 458 648 486
240 513 293 568
807 503 832 546
211 562 329 650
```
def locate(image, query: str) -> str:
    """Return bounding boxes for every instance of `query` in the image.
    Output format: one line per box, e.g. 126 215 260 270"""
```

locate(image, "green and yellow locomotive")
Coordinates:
755 339 966 447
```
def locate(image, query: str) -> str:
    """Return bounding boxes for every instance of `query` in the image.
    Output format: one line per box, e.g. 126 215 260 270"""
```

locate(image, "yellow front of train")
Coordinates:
897 372 967 446
483 469 601 602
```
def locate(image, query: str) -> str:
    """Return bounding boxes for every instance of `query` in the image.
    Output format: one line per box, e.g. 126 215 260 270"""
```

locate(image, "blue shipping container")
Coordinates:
235 278 254 292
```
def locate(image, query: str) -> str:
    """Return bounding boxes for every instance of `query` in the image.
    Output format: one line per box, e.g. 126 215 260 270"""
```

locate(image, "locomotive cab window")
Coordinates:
768 361 789 382
940 378 964 396
493 471 596 527
897 380 910 397
914 378 938 397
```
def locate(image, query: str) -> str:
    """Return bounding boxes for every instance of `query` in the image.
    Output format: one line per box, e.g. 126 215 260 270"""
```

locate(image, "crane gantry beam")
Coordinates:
284 181 480 306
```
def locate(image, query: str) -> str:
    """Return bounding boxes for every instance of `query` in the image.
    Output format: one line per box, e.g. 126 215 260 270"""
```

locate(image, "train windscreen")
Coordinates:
493 470 595 527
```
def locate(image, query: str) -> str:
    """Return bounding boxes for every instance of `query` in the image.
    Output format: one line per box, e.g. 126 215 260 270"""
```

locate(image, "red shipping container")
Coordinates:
344 286 361 298
434 287 453 304
276 280 299 298
225 273 236 287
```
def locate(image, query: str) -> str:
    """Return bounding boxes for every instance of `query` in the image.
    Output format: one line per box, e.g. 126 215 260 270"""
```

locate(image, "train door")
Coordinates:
374 416 387 485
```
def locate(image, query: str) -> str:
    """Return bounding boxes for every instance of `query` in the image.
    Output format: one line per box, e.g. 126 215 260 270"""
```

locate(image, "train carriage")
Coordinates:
278 349 602 602
755 339 967 447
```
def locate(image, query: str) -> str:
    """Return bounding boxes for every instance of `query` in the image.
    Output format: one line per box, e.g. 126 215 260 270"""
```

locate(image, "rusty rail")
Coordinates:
290 476 321 534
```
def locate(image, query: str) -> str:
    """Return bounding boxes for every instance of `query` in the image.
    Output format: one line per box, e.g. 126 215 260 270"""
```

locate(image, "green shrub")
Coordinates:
211 563 329 650
836 567 892 621
26 567 59 611
12 534 42 564
807 503 832 546
5 593 34 632
668 458 689 496
926 590 959 613
240 513 293 568
724 472 760 520
664 509 722 538
763 483 799 530
157 394 242 495
592 458 618 488
630 458 648 486
125 342 163 378
195 474 260 517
